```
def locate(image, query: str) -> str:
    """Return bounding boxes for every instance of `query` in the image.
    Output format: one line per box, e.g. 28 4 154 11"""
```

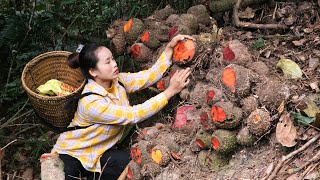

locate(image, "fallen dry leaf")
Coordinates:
238 7 255 19
276 114 297 147
278 100 285 114
277 58 303 79
292 39 307 46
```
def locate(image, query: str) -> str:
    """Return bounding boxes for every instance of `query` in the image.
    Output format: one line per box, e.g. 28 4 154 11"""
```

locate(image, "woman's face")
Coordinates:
90 47 119 82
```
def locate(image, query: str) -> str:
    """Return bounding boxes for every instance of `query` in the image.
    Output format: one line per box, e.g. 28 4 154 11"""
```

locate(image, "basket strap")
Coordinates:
62 81 126 133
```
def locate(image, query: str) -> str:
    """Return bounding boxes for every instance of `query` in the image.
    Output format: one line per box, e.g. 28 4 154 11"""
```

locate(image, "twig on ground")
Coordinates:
1 139 17 150
0 110 33 131
233 0 288 29
288 150 320 175
301 162 319 179
99 157 111 180
267 134 320 180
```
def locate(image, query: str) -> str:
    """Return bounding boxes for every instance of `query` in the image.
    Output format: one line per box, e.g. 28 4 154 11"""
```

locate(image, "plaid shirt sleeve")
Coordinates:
83 92 168 125
118 52 172 93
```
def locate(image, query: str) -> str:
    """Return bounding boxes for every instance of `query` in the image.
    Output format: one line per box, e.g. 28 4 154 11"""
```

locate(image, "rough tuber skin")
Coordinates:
247 109 272 136
211 129 238 154
236 126 256 146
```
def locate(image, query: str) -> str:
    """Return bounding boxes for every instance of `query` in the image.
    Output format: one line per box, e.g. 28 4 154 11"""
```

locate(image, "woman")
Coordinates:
51 34 193 180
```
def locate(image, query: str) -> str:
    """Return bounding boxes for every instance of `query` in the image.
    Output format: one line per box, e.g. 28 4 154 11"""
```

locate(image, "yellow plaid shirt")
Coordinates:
51 52 171 172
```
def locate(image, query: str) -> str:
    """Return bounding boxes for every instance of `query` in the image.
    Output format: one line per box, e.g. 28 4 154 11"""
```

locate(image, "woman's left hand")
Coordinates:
167 34 195 48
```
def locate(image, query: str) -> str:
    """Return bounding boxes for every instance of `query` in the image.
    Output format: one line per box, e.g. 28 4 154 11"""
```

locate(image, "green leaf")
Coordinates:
291 112 315 125
35 4 46 11
277 59 303 79
252 37 266 50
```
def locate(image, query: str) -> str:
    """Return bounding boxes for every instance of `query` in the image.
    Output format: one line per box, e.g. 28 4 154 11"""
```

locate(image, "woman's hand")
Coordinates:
163 67 191 100
164 34 195 59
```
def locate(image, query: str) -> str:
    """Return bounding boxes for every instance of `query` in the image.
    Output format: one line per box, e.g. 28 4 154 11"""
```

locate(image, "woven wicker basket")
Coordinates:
21 51 86 128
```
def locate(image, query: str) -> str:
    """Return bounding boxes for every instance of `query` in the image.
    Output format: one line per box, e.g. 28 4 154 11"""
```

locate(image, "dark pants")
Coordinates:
59 149 130 180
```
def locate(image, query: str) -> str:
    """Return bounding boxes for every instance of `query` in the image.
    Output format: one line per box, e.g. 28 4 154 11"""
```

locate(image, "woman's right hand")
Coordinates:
163 67 191 100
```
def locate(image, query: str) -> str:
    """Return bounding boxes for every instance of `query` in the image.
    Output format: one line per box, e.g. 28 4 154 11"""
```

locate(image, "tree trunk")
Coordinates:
209 0 267 12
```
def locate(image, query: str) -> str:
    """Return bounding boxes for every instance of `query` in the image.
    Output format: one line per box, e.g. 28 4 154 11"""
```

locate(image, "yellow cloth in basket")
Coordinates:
37 79 76 96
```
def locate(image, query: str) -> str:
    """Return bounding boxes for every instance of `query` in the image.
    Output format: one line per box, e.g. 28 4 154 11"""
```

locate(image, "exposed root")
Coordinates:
266 134 320 180
233 0 288 29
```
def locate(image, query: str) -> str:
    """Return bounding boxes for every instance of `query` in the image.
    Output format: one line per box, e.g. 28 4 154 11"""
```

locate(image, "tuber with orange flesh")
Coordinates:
124 18 144 44
130 43 153 64
127 161 141 180
172 39 196 65
222 64 253 96
211 129 238 154
130 140 153 166
247 109 272 136
195 129 212 149
210 101 243 129
141 31 161 49
197 150 229 171
151 145 170 166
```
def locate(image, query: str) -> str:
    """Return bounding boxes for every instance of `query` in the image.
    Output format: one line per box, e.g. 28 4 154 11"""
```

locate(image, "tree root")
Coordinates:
233 0 288 29
266 134 320 180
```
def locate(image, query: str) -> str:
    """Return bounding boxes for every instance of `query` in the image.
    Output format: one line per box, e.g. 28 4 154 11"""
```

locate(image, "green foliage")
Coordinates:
252 37 266 50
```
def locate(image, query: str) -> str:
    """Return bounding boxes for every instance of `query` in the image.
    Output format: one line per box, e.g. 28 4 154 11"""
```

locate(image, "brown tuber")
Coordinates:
247 109 272 136
176 14 199 34
131 43 153 64
255 79 290 111
152 5 176 20
110 33 126 55
187 4 211 26
200 111 216 132
127 161 141 180
197 150 229 171
236 126 256 146
211 129 238 154
141 162 161 178
222 40 253 66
